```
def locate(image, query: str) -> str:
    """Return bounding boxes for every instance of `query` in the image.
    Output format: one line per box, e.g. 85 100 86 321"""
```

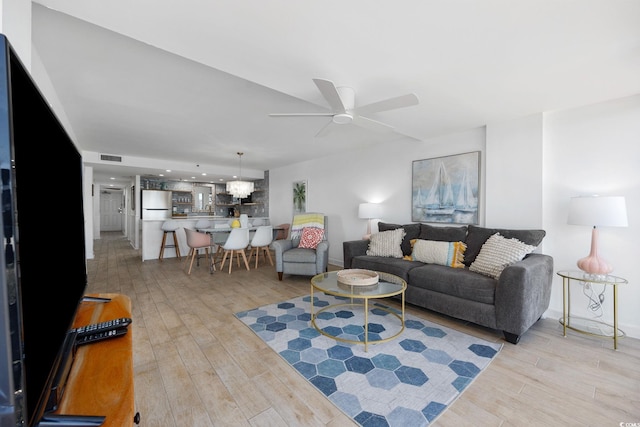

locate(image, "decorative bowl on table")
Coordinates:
337 269 379 286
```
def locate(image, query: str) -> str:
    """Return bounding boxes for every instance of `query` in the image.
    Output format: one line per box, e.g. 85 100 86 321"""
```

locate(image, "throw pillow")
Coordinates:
377 222 420 256
469 233 536 279
298 227 325 249
411 240 467 268
366 228 405 258
463 225 545 267
403 239 418 260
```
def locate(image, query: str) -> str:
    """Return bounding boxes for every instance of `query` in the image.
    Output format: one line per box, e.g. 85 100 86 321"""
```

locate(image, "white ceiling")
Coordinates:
30 1 640 186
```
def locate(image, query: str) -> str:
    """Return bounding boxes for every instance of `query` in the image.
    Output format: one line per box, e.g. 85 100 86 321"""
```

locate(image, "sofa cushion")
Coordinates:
366 228 405 258
469 233 536 279
282 247 317 263
352 255 423 283
408 265 497 305
377 222 420 256
463 225 546 266
411 240 467 268
419 224 468 242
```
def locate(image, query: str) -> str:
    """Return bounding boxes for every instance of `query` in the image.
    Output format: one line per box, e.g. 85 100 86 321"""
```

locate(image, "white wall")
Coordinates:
269 95 640 338
269 127 485 260
543 94 640 338
83 165 94 259
486 113 544 228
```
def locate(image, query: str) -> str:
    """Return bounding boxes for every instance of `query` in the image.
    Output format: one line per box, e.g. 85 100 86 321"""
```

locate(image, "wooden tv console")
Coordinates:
53 293 136 426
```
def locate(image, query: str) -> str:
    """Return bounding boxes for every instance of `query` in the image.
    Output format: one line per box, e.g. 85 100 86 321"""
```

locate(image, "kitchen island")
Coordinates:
141 216 270 261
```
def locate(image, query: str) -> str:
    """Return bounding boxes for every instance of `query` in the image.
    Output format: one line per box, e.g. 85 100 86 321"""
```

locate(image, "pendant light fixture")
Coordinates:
226 152 254 198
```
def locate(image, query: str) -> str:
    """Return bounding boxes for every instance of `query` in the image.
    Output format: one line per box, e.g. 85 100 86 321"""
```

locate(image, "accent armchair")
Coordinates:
272 213 329 280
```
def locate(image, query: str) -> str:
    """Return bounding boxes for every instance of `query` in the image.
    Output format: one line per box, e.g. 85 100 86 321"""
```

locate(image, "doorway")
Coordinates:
100 189 124 232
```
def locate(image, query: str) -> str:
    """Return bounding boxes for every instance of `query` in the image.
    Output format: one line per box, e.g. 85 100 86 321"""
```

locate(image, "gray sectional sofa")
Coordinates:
343 223 554 344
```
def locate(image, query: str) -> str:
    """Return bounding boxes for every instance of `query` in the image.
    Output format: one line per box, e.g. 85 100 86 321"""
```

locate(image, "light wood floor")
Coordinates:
86 232 640 426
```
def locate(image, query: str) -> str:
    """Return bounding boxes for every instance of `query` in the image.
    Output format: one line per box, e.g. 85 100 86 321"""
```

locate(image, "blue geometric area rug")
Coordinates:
235 294 502 427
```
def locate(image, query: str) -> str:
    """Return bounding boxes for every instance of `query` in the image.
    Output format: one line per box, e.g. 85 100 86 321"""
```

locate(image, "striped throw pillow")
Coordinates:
411 240 467 268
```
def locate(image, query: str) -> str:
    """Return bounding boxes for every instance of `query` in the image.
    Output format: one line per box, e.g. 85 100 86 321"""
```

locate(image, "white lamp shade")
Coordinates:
358 203 382 219
568 196 628 227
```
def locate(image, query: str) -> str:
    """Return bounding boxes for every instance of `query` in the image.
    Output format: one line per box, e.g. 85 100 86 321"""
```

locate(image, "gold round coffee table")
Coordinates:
310 270 406 351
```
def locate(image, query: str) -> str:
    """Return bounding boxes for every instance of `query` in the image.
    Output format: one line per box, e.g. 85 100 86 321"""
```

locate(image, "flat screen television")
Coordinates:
0 34 92 426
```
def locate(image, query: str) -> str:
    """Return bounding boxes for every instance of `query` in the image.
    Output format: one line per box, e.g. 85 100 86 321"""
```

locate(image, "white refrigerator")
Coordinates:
141 190 172 219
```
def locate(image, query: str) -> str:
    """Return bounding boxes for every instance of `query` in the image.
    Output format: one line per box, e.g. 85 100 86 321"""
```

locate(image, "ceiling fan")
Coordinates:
269 78 419 137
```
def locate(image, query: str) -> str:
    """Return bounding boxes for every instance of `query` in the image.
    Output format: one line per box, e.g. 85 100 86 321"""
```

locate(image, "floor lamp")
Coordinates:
568 195 628 278
358 203 382 240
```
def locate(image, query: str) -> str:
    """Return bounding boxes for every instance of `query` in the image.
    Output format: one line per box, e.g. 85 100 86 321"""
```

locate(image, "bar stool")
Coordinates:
159 220 181 261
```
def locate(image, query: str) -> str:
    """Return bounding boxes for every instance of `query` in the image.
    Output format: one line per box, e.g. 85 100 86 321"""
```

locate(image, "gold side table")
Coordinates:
556 270 628 349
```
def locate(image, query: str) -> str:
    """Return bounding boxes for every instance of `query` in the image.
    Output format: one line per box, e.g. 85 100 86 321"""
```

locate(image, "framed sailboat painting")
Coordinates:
412 151 480 224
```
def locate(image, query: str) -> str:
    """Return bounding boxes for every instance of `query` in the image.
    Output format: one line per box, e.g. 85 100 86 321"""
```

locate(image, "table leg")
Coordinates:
613 284 618 350
364 298 369 352
310 286 314 321
209 235 215 274
562 277 568 337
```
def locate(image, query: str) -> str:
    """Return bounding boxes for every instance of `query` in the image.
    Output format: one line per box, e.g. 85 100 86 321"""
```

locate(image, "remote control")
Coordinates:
76 327 129 346
74 317 132 337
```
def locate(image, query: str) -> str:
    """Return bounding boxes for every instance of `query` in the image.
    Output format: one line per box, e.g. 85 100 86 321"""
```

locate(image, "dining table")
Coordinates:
195 226 284 273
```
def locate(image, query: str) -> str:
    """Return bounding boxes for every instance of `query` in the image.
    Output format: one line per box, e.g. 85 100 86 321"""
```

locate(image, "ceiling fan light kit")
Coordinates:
332 113 353 124
269 78 418 136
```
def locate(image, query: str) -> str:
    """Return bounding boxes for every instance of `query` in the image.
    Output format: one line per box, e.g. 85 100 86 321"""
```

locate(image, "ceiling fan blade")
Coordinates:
269 112 333 117
352 115 396 133
314 119 335 137
355 93 419 115
312 78 346 112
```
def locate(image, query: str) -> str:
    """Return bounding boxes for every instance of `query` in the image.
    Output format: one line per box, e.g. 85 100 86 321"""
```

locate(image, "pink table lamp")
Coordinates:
568 195 628 277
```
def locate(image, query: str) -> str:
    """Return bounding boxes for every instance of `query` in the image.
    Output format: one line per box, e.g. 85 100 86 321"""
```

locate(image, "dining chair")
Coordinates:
212 223 231 264
184 228 214 275
219 227 250 274
159 220 181 261
247 225 274 268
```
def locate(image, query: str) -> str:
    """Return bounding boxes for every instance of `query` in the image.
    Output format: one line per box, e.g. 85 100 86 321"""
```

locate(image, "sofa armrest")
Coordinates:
272 239 294 272
495 253 554 337
343 240 370 268
315 241 330 272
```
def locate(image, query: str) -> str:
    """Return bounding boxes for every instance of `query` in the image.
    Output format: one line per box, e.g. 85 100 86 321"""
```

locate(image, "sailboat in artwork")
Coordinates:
424 162 455 215
454 169 478 213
